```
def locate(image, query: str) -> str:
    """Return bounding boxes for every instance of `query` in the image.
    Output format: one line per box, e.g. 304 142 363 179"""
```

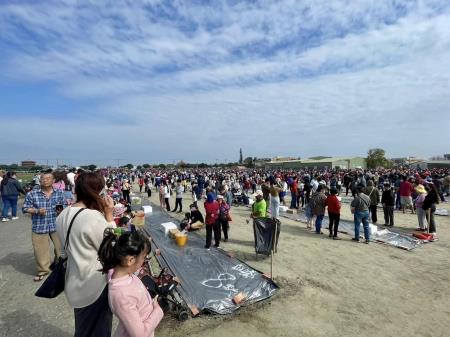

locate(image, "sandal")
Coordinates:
33 275 45 282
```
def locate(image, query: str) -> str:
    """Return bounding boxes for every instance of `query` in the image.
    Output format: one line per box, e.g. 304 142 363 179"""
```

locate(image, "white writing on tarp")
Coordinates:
232 264 257 279
201 273 239 294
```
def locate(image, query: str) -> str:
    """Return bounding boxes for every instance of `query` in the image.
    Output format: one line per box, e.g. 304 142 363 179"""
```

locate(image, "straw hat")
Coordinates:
415 185 426 194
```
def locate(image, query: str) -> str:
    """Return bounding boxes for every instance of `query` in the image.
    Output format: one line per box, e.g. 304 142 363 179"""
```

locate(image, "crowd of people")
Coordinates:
0 165 448 336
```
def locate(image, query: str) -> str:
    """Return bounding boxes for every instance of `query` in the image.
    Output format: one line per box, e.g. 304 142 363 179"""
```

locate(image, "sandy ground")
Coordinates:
1 187 449 337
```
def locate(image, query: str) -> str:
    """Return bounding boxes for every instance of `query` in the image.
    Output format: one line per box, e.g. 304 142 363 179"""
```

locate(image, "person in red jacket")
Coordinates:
326 188 341 240
138 176 145 193
204 192 220 249
399 177 415 214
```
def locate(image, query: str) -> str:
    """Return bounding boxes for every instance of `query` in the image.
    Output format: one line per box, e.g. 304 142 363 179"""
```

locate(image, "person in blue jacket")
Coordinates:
1 171 25 222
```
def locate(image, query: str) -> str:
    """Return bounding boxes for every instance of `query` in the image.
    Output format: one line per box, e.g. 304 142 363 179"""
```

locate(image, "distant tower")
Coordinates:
239 148 243 164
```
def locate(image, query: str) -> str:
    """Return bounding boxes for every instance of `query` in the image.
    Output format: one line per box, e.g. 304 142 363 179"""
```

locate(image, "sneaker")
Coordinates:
1 218 9 222
11 217 19 220
333 236 341 240
365 240 370 244
351 238 359 242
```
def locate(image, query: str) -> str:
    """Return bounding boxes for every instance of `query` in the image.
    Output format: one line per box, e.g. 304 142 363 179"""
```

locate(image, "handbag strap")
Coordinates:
358 195 370 208
64 208 85 250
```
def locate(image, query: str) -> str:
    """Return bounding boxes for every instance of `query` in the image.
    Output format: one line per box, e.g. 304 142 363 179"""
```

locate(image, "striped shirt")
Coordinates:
23 187 66 234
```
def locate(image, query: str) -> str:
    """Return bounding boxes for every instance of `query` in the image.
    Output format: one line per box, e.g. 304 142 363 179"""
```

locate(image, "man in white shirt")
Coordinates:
67 168 76 190
172 179 185 213
311 176 319 193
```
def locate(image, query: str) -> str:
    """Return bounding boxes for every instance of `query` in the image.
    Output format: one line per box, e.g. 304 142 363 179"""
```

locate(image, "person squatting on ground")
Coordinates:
351 185 371 244
1 171 25 221
98 229 164 337
23 172 66 281
204 192 221 249
217 195 231 242
381 182 395 227
326 187 341 240
56 171 116 337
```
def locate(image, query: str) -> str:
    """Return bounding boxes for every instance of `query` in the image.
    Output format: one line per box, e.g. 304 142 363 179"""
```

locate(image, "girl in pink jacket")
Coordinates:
98 229 164 337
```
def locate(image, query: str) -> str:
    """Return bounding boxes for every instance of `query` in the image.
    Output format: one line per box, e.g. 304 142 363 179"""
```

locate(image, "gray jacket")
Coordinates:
351 193 371 212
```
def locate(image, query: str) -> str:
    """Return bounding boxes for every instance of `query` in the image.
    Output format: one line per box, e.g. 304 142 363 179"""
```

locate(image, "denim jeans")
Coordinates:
417 208 426 229
1 195 18 218
315 214 324 233
354 210 370 241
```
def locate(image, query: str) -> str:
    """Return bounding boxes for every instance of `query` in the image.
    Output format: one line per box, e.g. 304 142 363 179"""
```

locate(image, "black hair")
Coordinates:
330 187 338 195
98 229 150 274
0 171 14 188
317 185 324 192
184 212 191 219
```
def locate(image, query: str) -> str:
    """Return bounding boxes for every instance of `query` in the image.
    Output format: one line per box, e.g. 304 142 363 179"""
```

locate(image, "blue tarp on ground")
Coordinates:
144 204 279 315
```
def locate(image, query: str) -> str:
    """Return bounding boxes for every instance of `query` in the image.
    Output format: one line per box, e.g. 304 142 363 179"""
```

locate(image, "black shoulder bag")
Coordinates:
35 208 85 298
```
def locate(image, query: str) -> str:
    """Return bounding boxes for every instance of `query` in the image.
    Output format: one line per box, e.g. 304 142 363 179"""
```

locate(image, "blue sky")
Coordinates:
0 0 449 166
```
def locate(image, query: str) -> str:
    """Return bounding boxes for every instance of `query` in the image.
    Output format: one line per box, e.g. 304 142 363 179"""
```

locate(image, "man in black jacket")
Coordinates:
381 182 395 227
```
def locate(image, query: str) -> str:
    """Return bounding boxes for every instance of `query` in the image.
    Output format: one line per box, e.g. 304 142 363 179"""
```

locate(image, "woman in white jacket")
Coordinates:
163 180 171 211
56 171 115 337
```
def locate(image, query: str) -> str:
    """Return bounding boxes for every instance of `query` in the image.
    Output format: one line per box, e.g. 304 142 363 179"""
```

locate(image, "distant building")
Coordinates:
271 156 300 162
404 159 450 170
21 160 36 168
425 160 450 169
264 157 366 170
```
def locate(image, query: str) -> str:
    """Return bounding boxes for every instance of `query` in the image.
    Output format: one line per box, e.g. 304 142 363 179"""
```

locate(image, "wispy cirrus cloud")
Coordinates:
0 0 449 163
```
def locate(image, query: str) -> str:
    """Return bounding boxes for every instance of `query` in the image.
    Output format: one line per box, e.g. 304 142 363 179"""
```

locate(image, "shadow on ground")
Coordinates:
0 252 36 276
0 310 71 337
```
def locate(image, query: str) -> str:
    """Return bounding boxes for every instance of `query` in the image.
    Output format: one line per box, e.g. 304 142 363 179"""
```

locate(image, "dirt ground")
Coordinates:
1 188 449 337
151 190 450 337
